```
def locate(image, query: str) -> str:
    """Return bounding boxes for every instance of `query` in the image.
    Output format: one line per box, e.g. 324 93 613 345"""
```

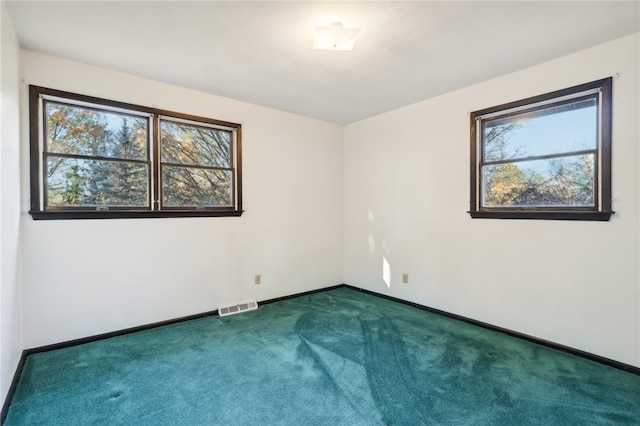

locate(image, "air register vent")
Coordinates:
218 300 258 317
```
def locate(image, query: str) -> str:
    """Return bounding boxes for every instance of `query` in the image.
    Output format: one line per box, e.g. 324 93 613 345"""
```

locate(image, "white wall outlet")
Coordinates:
402 273 409 283
255 274 261 285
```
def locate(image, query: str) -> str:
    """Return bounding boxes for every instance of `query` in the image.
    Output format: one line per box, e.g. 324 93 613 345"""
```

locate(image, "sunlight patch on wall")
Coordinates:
382 257 391 288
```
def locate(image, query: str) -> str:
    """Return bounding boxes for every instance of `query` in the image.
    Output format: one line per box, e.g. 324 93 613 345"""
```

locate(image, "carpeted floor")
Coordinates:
4 287 640 425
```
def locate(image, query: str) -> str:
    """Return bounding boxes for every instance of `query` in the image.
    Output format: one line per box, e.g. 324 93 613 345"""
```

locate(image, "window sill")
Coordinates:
29 210 244 220
468 210 613 221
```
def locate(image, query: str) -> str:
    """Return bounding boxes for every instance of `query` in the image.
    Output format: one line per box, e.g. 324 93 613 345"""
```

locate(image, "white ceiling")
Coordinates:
6 1 640 124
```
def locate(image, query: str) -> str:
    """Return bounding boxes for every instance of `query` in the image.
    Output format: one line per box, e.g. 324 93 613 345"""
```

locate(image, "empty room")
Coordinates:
1 1 639 424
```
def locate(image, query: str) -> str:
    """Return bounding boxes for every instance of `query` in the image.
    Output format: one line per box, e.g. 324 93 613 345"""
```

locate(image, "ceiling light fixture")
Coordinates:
313 21 361 51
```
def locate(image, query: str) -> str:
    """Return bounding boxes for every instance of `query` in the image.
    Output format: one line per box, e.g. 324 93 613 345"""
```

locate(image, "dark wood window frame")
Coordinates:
29 85 243 220
469 78 612 221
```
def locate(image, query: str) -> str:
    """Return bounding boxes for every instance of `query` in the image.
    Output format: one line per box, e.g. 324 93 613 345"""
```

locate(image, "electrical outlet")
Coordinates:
402 273 409 283
255 274 261 285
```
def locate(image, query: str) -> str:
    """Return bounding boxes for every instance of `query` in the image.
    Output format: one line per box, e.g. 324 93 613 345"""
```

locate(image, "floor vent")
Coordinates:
218 300 258 317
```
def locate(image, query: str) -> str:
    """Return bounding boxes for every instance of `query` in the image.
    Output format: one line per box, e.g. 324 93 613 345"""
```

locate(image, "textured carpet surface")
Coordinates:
5 287 640 425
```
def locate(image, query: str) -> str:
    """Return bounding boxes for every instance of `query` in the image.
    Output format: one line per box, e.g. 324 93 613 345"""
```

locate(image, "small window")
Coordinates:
29 86 242 219
469 78 612 221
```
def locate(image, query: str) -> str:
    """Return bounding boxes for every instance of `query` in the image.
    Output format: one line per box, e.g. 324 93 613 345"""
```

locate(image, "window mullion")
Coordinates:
160 161 233 172
44 152 150 165
481 149 597 167
152 115 161 211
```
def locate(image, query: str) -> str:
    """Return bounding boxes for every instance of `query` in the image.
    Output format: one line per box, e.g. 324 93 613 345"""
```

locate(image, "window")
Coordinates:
29 86 242 219
469 78 612 221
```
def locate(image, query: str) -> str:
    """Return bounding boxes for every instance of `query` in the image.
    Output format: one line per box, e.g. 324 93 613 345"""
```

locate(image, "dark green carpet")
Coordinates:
4 287 640 425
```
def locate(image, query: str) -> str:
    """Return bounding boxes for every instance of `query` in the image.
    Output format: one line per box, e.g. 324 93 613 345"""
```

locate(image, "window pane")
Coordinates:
483 99 597 162
45 102 147 160
482 154 595 208
160 120 231 167
162 166 233 207
46 156 149 207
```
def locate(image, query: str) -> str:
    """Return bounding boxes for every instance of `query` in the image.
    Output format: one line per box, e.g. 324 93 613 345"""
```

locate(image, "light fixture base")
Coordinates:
313 21 361 51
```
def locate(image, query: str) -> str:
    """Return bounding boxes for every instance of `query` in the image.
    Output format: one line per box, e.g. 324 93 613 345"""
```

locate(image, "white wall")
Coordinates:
344 34 640 367
1 0 23 407
20 51 344 348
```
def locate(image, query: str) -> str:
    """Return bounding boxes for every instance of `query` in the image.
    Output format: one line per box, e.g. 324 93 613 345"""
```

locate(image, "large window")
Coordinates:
469 78 612 221
29 86 242 219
